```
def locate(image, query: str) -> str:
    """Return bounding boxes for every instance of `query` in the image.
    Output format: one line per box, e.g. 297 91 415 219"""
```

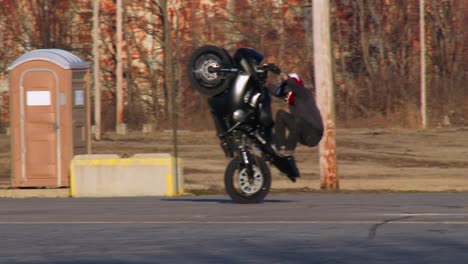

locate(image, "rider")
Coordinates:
267 72 324 155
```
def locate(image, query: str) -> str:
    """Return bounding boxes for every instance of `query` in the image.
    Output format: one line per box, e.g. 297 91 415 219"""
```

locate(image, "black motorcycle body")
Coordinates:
187 45 300 203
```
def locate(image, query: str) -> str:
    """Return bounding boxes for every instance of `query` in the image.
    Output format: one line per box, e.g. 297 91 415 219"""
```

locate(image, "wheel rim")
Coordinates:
193 54 223 87
237 166 264 195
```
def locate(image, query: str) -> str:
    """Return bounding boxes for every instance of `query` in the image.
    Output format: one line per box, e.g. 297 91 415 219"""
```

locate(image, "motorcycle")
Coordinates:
187 45 300 204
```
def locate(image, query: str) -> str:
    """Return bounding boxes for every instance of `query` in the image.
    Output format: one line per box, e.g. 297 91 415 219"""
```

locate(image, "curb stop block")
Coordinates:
70 154 183 197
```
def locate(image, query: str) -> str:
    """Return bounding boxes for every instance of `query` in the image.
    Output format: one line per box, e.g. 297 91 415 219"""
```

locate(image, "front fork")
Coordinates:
239 146 255 180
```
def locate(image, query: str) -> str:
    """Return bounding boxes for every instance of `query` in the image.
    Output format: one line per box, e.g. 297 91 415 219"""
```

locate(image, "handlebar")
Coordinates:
261 63 281 74
209 63 280 75
208 66 239 73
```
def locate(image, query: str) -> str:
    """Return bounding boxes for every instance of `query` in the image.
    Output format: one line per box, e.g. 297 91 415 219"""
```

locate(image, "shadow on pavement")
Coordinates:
161 198 294 204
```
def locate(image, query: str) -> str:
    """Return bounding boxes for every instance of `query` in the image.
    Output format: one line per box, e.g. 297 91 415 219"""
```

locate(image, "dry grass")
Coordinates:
1 127 468 192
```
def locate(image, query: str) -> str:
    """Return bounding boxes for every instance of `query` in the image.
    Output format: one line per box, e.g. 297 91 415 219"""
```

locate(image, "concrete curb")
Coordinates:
70 153 184 198
0 188 70 198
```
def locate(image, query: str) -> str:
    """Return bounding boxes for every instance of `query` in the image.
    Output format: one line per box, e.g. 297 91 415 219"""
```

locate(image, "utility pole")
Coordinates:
420 0 427 129
313 0 339 190
116 0 126 134
92 0 101 140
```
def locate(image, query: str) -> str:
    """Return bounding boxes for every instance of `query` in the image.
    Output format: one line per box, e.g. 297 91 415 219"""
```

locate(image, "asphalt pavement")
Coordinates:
1 193 468 264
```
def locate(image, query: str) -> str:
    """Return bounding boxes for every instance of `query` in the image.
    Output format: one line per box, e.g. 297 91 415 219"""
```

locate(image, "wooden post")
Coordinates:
163 0 180 191
420 0 427 129
92 0 101 140
313 0 339 190
116 0 125 134
86 70 92 154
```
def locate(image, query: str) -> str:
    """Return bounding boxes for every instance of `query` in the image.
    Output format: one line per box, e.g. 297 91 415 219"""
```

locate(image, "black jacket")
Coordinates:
267 78 324 132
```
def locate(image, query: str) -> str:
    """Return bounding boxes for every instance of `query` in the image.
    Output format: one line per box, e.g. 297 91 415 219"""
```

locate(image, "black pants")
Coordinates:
274 110 323 151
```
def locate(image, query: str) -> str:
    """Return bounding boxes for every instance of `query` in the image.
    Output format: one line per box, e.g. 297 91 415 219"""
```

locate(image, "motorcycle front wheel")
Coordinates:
187 45 233 96
224 155 271 204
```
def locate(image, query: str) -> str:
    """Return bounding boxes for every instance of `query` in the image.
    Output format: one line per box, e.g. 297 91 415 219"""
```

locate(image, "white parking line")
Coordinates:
0 220 468 225
381 213 468 217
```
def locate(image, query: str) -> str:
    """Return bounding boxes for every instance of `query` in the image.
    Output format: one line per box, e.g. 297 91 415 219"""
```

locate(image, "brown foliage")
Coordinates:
0 0 466 130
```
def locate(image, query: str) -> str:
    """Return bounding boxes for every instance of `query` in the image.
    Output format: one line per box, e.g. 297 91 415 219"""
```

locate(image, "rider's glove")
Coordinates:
266 64 281 74
270 64 281 74
275 80 288 97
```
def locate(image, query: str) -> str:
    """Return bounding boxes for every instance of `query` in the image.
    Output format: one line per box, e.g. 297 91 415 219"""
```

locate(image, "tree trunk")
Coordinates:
162 0 172 128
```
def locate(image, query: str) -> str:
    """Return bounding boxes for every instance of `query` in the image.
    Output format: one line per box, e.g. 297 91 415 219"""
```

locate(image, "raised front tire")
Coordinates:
187 45 233 96
224 155 271 204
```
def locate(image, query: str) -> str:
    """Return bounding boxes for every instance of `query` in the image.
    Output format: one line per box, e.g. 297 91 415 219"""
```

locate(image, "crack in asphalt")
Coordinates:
368 216 413 240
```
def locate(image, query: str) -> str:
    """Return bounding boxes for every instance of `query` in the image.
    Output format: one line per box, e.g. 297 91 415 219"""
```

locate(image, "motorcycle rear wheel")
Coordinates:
187 45 233 96
224 155 271 204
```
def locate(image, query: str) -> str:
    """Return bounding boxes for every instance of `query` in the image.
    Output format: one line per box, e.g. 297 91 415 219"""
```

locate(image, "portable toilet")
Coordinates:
7 49 91 187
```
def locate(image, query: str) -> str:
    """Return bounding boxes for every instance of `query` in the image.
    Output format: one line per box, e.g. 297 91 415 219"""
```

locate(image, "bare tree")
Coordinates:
124 0 166 128
0 0 93 52
426 0 466 124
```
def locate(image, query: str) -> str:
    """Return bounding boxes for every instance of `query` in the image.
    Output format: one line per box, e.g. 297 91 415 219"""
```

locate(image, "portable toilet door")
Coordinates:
7 49 90 187
21 69 60 187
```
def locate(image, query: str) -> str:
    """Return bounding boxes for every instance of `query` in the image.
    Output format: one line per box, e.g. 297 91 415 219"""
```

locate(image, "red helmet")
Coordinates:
288 73 304 87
